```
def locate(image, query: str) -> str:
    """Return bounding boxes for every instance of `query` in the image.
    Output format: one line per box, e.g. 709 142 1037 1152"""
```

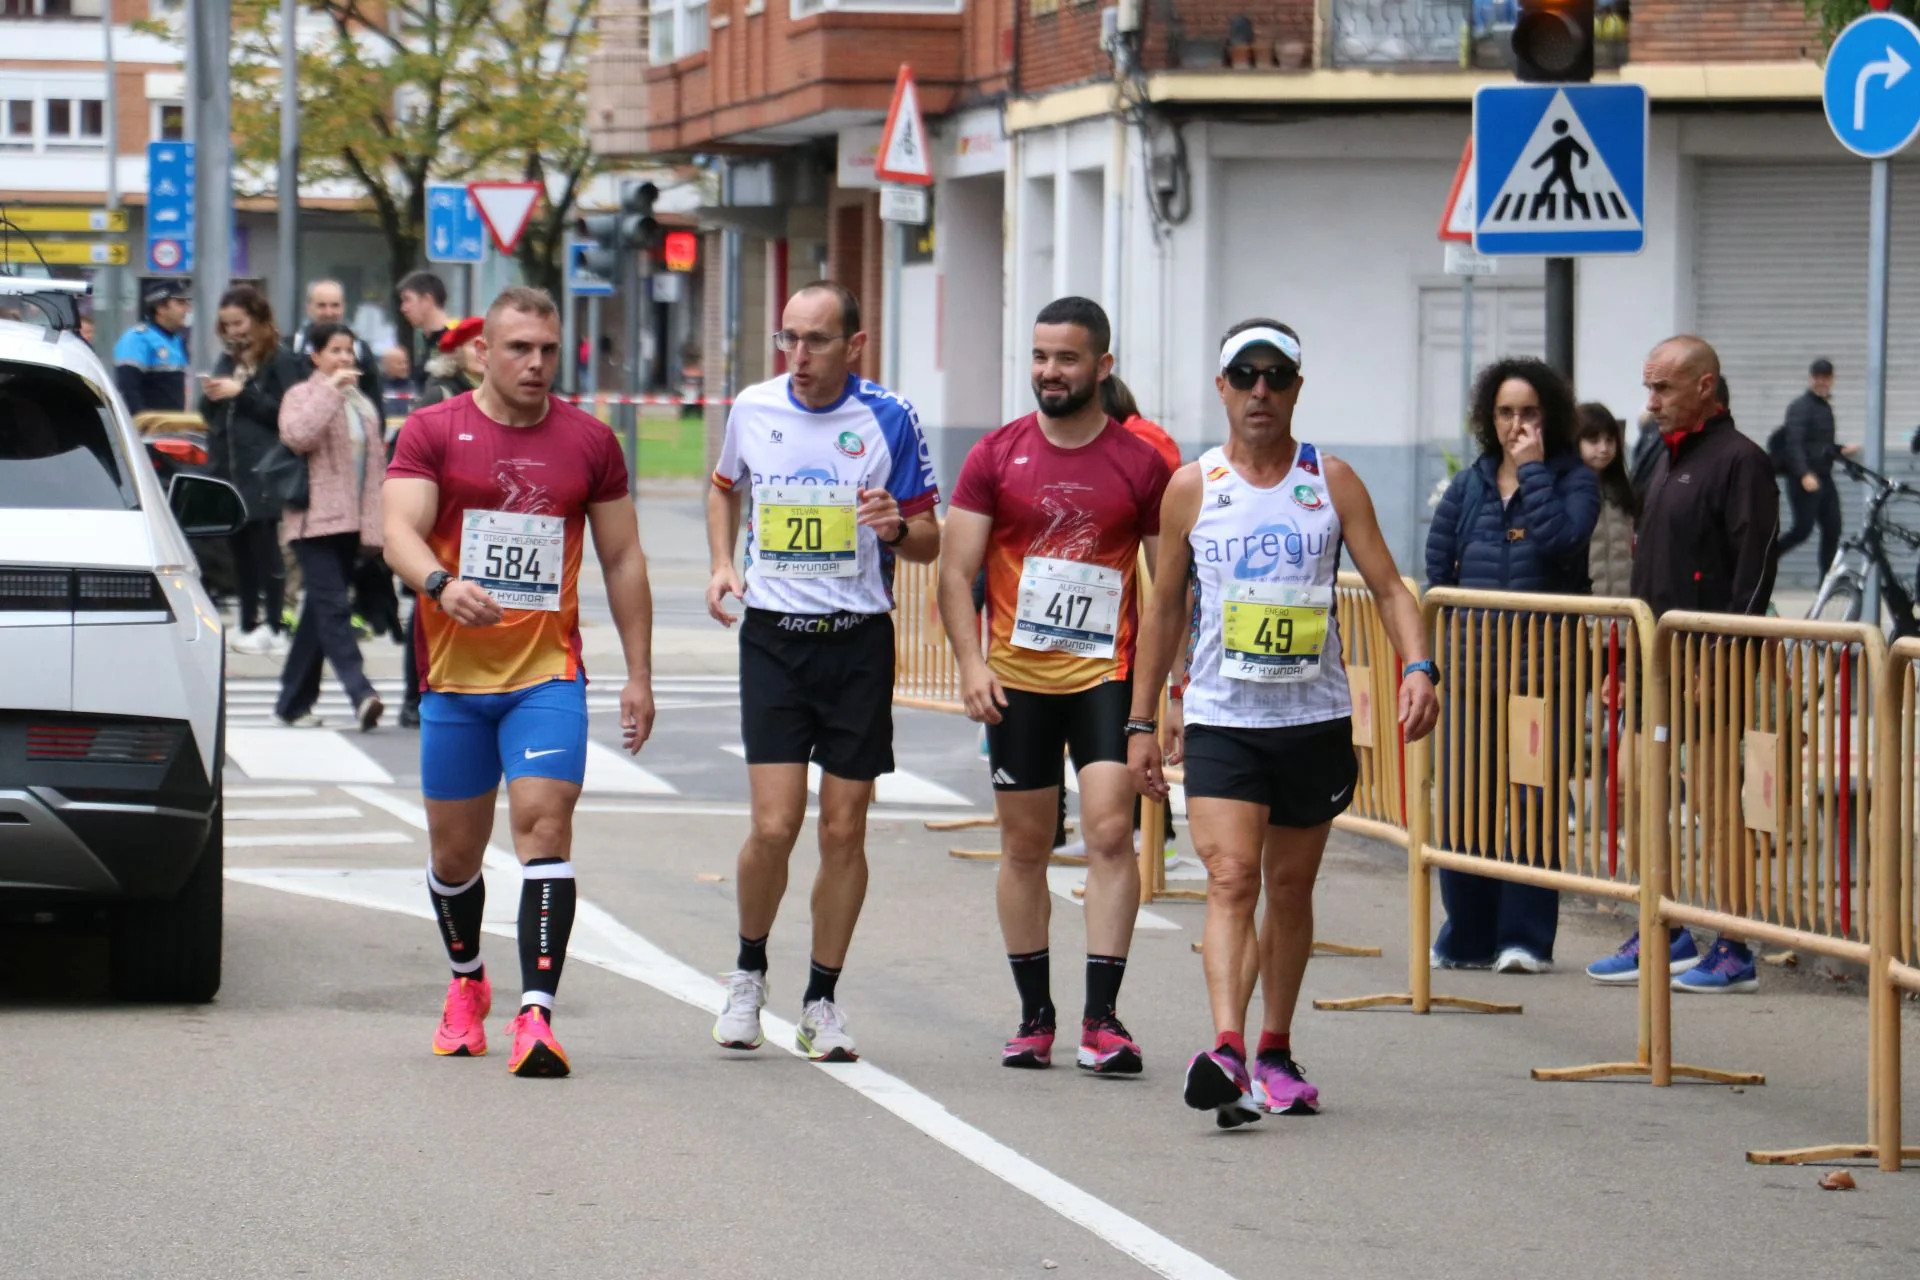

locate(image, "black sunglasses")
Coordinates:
1223 363 1298 393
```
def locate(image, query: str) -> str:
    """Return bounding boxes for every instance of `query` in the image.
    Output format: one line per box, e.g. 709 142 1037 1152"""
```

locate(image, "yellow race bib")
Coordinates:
1219 583 1332 683
755 484 860 578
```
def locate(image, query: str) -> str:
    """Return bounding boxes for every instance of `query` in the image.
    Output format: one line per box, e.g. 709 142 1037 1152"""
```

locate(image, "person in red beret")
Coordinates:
418 314 485 409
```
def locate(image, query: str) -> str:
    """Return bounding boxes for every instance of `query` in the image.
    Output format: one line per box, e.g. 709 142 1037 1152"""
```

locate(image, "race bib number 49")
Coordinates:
459 510 564 612
756 485 859 578
1220 583 1332 683
1012 556 1123 659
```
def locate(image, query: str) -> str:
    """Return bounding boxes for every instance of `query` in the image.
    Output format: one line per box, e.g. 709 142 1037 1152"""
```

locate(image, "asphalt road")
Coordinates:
4 492 1920 1277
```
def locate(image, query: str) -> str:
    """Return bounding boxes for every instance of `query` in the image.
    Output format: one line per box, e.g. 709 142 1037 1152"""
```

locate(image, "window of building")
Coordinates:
44 96 103 146
152 101 184 142
648 0 710 63
2 99 31 149
0 0 106 16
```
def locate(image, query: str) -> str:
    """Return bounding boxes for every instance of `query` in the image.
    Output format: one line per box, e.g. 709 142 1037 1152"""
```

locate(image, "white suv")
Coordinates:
0 280 245 1001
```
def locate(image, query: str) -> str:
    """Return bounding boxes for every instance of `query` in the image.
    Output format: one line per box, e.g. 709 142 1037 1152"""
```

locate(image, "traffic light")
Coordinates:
573 180 662 277
1512 1 1594 84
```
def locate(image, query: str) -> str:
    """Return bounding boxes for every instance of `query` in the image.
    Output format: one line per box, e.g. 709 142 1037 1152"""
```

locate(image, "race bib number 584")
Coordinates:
459 510 564 612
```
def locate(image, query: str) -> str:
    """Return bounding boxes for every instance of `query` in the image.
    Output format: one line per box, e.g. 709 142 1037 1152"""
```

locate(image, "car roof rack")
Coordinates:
0 273 90 334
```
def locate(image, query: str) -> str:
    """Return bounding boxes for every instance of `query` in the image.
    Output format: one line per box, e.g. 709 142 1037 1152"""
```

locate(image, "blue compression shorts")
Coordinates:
420 676 589 801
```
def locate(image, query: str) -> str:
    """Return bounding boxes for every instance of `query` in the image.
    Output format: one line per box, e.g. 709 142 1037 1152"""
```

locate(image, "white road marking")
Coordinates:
225 805 364 822
582 741 681 796
221 785 318 799
226 831 413 848
243 792 1237 1280
225 727 395 784
718 744 973 808
1045 867 1182 932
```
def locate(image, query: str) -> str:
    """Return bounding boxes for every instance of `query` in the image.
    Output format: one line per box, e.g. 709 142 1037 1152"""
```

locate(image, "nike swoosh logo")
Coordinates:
524 748 567 760
1330 785 1353 804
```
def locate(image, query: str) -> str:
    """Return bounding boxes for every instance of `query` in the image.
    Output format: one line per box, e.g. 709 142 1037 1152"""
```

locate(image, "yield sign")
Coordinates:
1439 139 1474 243
875 64 933 186
467 181 544 254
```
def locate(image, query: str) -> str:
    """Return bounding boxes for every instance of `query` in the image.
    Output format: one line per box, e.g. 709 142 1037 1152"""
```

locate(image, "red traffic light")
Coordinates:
1512 0 1595 84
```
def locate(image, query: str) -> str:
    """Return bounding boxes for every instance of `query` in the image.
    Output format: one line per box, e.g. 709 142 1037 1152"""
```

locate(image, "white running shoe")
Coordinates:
796 997 858 1062
266 628 291 656
1494 946 1553 975
711 969 767 1050
230 625 272 655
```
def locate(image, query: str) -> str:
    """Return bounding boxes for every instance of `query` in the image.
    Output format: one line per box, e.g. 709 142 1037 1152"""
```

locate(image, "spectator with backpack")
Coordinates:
1770 358 1855 577
1424 357 1599 974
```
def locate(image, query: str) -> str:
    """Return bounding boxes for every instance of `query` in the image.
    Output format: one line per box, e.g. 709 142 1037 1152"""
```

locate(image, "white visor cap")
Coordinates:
1219 326 1302 372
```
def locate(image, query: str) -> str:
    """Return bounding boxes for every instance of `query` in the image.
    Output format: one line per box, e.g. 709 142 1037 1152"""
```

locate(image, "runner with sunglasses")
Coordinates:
1129 318 1439 1126
938 297 1172 1072
706 282 941 1063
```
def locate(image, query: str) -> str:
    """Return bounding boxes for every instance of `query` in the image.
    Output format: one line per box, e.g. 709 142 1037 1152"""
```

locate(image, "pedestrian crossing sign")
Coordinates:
1472 83 1647 257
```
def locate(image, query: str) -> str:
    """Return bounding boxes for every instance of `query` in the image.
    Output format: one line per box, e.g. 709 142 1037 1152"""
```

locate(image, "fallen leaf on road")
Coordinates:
1730 1086 1746 1094
1761 950 1798 967
697 873 725 882
1042 1263 1059 1271
1819 1171 1856 1191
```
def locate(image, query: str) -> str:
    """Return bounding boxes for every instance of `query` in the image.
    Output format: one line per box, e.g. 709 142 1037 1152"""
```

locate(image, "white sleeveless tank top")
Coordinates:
1184 442 1352 730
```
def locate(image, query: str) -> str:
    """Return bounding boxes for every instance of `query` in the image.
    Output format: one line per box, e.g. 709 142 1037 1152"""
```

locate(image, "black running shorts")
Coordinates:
739 609 895 781
985 680 1132 792
1181 718 1359 829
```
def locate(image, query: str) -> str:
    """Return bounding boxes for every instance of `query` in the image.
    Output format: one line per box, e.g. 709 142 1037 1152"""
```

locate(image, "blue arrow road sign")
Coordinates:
1823 12 1920 159
1472 83 1646 257
145 140 195 274
567 240 614 297
426 184 485 264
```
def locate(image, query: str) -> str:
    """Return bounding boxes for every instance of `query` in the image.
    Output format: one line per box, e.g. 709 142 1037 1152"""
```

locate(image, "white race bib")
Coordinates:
1218 582 1332 683
1011 556 1123 659
459 510 564 612
755 484 860 578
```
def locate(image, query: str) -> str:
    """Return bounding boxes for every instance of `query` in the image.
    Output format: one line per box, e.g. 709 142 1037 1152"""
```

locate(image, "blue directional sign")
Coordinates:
1823 12 1920 159
566 240 614 297
1472 83 1646 257
145 140 195 274
425 183 485 264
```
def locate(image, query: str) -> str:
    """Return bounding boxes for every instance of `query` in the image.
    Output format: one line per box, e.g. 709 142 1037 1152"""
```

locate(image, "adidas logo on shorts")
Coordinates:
991 769 1016 786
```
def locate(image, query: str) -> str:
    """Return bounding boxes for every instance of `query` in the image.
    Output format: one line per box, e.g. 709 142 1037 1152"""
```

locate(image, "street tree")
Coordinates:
149 0 599 331
1809 1 1920 39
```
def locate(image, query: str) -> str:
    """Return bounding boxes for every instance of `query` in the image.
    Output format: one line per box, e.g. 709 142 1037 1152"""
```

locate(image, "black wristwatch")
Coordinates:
1124 718 1159 737
424 569 452 602
880 517 911 547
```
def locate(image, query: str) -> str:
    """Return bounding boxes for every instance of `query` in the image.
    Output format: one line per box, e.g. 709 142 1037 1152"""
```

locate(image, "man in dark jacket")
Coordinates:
287 279 383 408
1778 358 1855 576
1587 334 1779 995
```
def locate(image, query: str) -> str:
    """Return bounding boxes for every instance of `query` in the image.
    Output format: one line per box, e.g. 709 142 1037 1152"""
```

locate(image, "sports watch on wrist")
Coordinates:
424 570 452 602
1403 659 1440 686
880 517 911 547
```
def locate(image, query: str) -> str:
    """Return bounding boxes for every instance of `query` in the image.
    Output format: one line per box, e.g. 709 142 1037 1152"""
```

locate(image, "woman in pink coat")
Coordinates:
272 322 389 731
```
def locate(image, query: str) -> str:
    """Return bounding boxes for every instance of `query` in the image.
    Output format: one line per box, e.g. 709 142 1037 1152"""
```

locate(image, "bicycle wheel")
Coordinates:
1809 575 1864 625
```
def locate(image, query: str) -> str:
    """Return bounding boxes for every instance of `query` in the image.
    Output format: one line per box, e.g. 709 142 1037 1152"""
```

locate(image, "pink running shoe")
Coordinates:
432 974 492 1057
1251 1050 1320 1115
506 1007 571 1078
1077 1014 1143 1075
1183 1048 1263 1129
1002 1019 1055 1069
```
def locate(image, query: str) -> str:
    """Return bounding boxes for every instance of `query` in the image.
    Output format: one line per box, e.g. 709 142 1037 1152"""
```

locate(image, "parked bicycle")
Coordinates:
1806 454 1920 641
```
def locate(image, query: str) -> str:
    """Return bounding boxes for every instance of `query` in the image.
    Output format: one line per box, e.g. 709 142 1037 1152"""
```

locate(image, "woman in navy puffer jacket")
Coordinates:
1425 357 1599 973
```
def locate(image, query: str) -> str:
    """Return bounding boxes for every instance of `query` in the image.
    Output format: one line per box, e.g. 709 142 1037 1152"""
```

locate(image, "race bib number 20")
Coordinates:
756 484 860 578
459 510 564 612
1220 583 1332 683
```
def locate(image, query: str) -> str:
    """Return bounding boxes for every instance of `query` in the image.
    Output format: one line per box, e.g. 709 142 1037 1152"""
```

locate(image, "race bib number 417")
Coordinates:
459 510 564 612
1011 556 1123 659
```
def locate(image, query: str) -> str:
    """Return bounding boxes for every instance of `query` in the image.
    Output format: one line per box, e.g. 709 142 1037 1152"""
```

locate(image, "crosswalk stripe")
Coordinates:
222 785 317 799
225 727 396 785
718 744 972 808
227 831 413 848
582 741 680 796
225 805 364 822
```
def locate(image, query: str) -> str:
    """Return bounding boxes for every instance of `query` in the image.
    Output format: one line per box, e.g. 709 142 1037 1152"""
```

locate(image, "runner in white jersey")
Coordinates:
1129 319 1438 1127
705 281 941 1062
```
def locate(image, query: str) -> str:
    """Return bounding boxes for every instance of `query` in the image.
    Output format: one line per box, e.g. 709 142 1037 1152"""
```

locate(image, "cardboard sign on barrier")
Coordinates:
1742 730 1781 834
1348 665 1375 748
1508 695 1549 788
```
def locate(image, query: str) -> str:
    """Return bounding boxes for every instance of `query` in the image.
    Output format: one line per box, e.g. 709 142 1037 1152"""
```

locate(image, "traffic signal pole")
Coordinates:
1512 2 1595 386
1546 257 1574 384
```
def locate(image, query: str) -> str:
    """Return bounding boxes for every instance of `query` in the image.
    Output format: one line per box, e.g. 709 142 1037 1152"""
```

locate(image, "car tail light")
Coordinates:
28 722 182 764
74 570 170 615
149 438 209 467
0 568 71 611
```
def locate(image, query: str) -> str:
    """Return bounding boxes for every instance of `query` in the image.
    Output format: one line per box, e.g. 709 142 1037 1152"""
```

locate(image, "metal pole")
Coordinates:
561 265 576 396
1545 256 1574 385
99 1 122 356
620 235 640 491
1864 157 1891 623
190 0 233 368
1460 274 1476 430
884 217 903 389
275 0 299 331
585 295 602 396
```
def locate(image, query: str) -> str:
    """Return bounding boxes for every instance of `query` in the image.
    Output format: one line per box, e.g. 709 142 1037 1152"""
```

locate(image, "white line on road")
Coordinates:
226 831 413 848
1045 867 1181 932
582 741 681 796
221 786 318 799
719 744 973 808
225 805 364 822
322 785 1233 1280
226 727 395 784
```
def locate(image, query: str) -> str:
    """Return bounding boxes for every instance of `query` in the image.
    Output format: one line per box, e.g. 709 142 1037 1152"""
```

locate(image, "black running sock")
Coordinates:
803 959 842 1005
1084 954 1128 1023
738 933 769 974
518 858 577 1019
427 862 486 980
1008 948 1055 1026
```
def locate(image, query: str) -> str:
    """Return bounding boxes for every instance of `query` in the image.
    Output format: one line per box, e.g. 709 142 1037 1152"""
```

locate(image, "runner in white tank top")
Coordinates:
1126 320 1440 1128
